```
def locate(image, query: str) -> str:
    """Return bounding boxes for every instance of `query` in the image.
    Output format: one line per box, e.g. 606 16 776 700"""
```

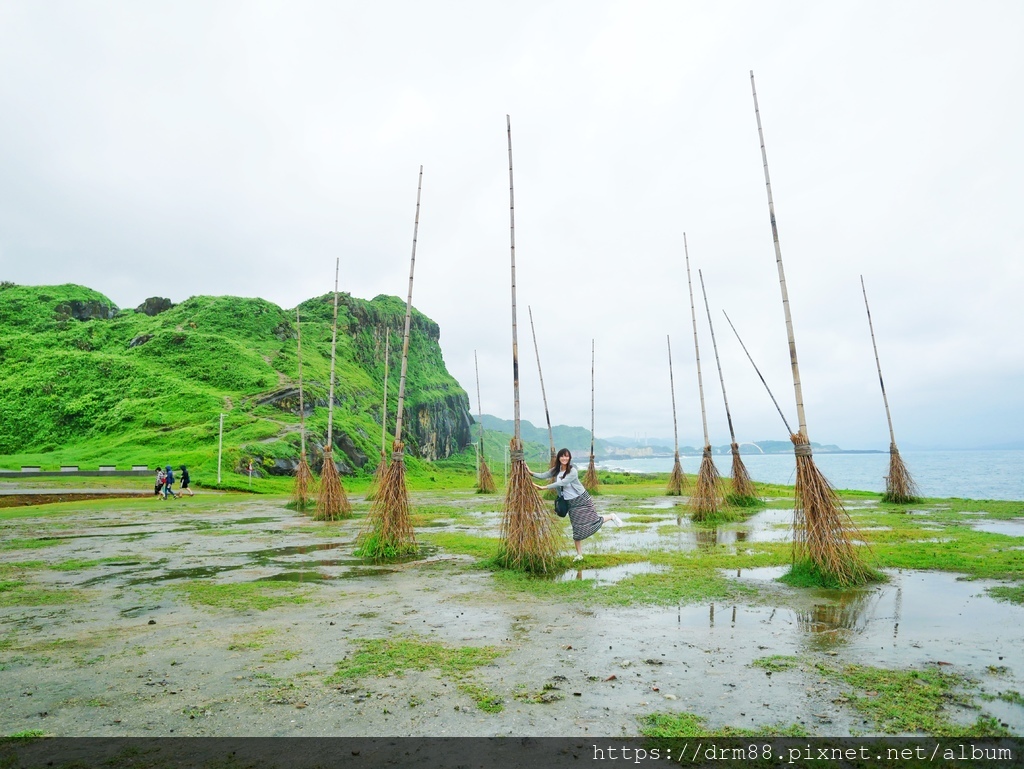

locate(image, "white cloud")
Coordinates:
1 0 1021 450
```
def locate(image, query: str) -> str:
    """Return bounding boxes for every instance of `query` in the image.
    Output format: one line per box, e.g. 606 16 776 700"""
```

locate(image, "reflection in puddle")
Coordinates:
796 591 883 651
556 561 668 585
580 505 793 554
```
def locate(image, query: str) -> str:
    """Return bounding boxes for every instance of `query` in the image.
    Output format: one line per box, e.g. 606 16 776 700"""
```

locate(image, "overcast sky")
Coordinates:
1 1 1021 451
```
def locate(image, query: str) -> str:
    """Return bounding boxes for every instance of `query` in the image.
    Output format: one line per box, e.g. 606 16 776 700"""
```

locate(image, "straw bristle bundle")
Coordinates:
727 443 758 504
477 455 497 494
358 442 417 559
583 456 600 493
791 433 872 586
314 448 352 520
291 452 315 512
667 453 686 496
498 440 564 574
689 448 722 521
882 444 920 504
364 452 387 502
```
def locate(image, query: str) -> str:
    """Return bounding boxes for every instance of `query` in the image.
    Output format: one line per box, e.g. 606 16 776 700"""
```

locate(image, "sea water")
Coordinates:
595 449 1024 501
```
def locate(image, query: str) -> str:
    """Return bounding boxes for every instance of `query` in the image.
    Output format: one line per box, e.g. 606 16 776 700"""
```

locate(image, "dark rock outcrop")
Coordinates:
333 431 368 469
255 387 315 417
54 300 118 322
136 297 174 316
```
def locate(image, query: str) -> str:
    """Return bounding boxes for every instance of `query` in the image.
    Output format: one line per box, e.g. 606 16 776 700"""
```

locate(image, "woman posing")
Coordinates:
532 448 621 561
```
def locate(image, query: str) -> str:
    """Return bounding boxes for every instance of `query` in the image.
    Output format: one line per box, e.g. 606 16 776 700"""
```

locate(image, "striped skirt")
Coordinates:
566 490 603 541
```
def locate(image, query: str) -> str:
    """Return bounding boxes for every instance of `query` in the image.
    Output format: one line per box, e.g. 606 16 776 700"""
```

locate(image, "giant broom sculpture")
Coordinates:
291 307 315 512
751 71 871 585
474 350 497 494
358 167 423 559
497 115 563 574
364 327 390 503
699 270 758 505
314 258 352 520
684 236 722 520
861 275 919 504
666 335 687 495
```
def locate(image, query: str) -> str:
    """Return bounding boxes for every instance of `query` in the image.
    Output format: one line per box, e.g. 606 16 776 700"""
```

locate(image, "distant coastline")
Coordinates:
477 415 884 460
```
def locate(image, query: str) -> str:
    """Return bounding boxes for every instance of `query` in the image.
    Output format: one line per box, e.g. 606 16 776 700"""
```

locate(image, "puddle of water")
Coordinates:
639 500 685 510
125 564 249 585
255 570 333 582
118 605 161 618
257 567 401 582
229 517 280 525
705 569 1024 664
249 542 348 559
971 520 1024 537
572 507 794 554
77 541 440 587
556 561 668 585
728 565 789 581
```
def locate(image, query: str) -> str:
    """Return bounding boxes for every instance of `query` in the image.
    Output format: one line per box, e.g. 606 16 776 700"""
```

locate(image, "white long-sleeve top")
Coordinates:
531 465 586 500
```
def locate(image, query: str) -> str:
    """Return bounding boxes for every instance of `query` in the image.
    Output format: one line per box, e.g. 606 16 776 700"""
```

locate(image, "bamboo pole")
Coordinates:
315 258 351 519
699 270 757 503
474 349 496 493
751 71 871 585
528 306 557 467
359 167 422 557
298 308 306 460
723 310 794 435
861 276 919 504
364 327 390 502
583 339 600 492
291 307 314 512
498 115 563 574
381 327 390 454
684 236 721 519
666 335 686 495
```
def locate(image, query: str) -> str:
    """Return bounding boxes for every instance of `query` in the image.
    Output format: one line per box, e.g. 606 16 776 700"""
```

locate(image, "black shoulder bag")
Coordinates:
554 492 569 517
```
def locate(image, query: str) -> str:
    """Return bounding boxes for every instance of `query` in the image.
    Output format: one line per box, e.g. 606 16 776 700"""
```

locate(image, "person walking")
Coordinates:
154 467 166 497
179 465 194 497
163 465 179 499
531 448 621 561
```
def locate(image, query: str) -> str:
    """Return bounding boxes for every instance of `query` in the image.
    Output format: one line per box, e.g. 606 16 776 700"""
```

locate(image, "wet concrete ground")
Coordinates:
1 491 1021 737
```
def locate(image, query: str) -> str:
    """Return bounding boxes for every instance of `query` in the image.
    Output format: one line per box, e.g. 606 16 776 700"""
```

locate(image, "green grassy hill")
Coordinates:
0 283 472 486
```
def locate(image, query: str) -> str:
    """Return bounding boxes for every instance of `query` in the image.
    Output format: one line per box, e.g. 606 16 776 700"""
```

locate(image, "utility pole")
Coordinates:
217 413 224 485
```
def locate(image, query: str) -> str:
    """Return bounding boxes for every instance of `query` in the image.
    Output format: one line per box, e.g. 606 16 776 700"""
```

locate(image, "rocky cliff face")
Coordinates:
294 291 474 468
409 390 473 461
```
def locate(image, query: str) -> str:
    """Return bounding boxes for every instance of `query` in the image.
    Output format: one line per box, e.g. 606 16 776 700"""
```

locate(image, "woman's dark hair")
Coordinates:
553 448 573 479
